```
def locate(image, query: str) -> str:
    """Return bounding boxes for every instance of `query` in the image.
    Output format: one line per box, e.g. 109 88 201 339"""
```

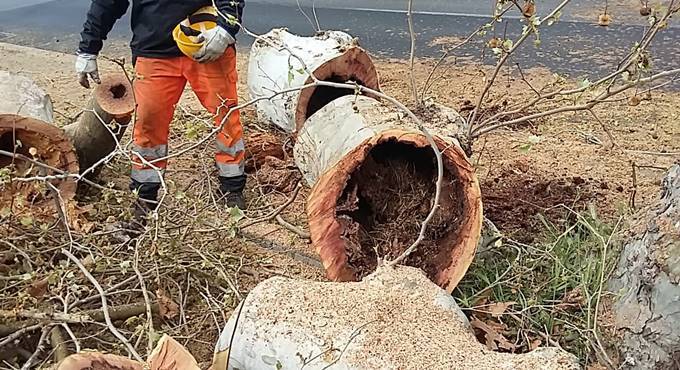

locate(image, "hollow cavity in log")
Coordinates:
248 29 379 133
299 96 482 292
336 139 465 281
0 114 79 207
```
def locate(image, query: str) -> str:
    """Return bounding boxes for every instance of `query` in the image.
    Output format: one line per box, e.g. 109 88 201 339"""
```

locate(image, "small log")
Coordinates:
63 74 134 175
609 164 680 369
212 266 579 369
247 28 380 132
294 95 482 292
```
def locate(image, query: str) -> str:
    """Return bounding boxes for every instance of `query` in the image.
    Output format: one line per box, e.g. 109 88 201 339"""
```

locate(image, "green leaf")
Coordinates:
20 216 33 226
518 143 532 153
287 70 295 84
229 207 245 223
528 135 542 145
578 78 591 89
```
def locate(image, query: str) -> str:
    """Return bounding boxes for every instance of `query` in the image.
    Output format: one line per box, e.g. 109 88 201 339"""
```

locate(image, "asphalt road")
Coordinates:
0 0 678 83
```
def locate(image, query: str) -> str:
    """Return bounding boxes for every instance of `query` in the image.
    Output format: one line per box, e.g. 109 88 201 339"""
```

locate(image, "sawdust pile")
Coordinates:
223 266 579 369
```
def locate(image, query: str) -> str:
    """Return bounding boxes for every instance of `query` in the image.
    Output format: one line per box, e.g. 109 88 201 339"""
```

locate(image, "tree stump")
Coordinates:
63 74 134 175
609 164 680 369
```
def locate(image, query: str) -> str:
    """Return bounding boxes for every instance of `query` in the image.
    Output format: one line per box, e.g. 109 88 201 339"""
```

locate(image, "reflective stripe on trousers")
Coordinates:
130 144 167 183
217 161 246 178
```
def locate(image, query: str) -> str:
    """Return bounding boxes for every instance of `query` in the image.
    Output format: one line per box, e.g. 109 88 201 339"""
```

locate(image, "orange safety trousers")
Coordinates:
130 46 244 184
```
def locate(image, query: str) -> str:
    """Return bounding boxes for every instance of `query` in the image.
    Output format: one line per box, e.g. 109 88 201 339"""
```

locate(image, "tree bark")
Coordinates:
294 95 482 292
0 71 54 123
247 28 380 132
63 74 134 175
609 164 680 369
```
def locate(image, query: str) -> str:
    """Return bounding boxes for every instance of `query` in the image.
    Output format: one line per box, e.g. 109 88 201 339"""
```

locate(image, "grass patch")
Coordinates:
455 204 622 364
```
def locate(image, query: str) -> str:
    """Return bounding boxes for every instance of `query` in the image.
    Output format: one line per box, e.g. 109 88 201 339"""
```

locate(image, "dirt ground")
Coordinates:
0 40 678 366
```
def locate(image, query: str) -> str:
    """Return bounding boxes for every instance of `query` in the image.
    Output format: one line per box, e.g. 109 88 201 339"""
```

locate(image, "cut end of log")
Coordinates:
93 74 134 122
295 47 380 131
0 114 79 207
307 130 482 292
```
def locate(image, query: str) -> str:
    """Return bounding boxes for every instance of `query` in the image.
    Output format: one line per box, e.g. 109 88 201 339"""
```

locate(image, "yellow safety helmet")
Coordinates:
172 6 219 58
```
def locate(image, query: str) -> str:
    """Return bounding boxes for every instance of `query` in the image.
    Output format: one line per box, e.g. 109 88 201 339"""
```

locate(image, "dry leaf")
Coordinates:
27 277 49 298
470 316 517 352
157 289 179 320
487 301 516 318
529 338 543 351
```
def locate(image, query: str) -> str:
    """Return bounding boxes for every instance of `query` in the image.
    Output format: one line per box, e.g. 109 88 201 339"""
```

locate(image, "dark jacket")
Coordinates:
78 0 244 58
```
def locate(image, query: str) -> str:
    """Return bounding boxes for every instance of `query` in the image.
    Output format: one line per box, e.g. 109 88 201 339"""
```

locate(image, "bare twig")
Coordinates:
133 246 155 356
0 323 44 348
406 0 419 107
240 182 303 229
276 215 311 239
61 249 143 362
21 325 51 370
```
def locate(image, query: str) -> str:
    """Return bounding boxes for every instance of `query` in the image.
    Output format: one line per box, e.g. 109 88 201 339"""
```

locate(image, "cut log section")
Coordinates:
609 164 680 370
213 266 579 370
247 28 380 132
295 95 482 292
63 74 134 175
0 114 79 207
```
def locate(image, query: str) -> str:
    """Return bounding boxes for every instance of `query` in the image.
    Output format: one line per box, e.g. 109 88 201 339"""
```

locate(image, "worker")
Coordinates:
75 0 247 226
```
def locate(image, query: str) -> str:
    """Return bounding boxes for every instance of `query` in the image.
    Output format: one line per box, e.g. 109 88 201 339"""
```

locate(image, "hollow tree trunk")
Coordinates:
608 164 680 369
247 28 380 132
212 266 579 370
0 72 78 206
294 95 482 292
63 74 134 175
0 114 79 206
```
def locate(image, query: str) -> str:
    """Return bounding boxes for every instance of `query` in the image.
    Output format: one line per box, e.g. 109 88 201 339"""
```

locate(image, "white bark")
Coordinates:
0 71 54 123
294 95 465 186
213 266 579 370
609 164 680 369
247 28 379 133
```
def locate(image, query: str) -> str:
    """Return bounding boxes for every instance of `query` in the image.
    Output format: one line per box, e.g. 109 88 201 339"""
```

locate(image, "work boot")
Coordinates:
224 191 247 210
129 180 160 230
218 175 247 210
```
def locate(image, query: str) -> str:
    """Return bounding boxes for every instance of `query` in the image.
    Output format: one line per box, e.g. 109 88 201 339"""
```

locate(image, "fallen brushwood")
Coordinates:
213 266 579 369
0 303 160 339
609 164 680 369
